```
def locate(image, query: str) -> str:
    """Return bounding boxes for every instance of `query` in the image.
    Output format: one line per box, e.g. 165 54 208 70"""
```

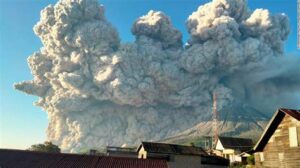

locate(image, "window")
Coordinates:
289 127 298 147
259 152 264 162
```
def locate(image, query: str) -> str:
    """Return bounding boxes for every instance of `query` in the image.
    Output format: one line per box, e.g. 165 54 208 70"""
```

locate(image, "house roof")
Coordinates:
138 142 208 156
217 137 253 152
252 108 300 153
106 146 137 158
107 146 136 152
0 149 168 168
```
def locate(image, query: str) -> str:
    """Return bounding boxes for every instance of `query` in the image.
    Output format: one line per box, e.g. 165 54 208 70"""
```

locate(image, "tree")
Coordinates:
247 154 255 165
28 141 61 153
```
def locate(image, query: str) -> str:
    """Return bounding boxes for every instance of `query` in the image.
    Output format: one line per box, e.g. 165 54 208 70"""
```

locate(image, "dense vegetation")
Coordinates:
28 141 60 153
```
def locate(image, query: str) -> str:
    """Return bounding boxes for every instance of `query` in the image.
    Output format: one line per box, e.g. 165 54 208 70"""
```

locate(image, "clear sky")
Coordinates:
0 0 299 149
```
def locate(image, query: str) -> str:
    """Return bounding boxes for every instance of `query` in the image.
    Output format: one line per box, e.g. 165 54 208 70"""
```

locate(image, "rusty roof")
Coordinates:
252 108 300 152
138 142 208 156
0 149 168 168
280 108 300 121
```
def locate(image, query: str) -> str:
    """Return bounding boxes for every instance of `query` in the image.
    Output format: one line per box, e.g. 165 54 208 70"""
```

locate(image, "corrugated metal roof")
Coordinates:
0 149 168 168
139 142 208 156
280 108 300 121
218 137 253 152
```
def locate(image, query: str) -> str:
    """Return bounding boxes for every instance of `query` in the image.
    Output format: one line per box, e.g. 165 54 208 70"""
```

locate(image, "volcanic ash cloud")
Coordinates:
15 0 300 152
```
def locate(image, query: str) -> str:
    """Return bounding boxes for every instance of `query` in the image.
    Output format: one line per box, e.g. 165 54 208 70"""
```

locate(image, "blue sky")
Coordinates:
0 0 299 149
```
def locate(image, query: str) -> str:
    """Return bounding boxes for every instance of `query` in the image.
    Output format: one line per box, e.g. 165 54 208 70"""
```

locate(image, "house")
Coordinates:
215 136 253 163
137 141 229 168
106 146 137 158
0 148 167 168
251 108 300 168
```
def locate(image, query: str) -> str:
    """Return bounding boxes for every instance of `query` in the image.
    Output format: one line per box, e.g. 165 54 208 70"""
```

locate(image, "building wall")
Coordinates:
167 155 201 168
255 115 300 168
138 146 228 168
220 152 241 163
228 154 241 163
215 139 242 163
138 146 147 159
216 140 224 150
167 155 228 168
217 148 241 163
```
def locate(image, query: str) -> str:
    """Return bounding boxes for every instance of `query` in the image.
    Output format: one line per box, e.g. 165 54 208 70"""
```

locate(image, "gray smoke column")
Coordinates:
15 0 299 152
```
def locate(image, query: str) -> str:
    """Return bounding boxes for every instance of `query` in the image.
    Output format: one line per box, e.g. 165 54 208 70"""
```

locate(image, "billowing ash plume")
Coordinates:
15 0 299 152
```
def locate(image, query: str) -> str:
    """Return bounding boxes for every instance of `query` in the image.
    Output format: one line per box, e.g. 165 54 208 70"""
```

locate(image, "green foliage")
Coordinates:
247 154 255 165
28 141 60 153
230 162 245 168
